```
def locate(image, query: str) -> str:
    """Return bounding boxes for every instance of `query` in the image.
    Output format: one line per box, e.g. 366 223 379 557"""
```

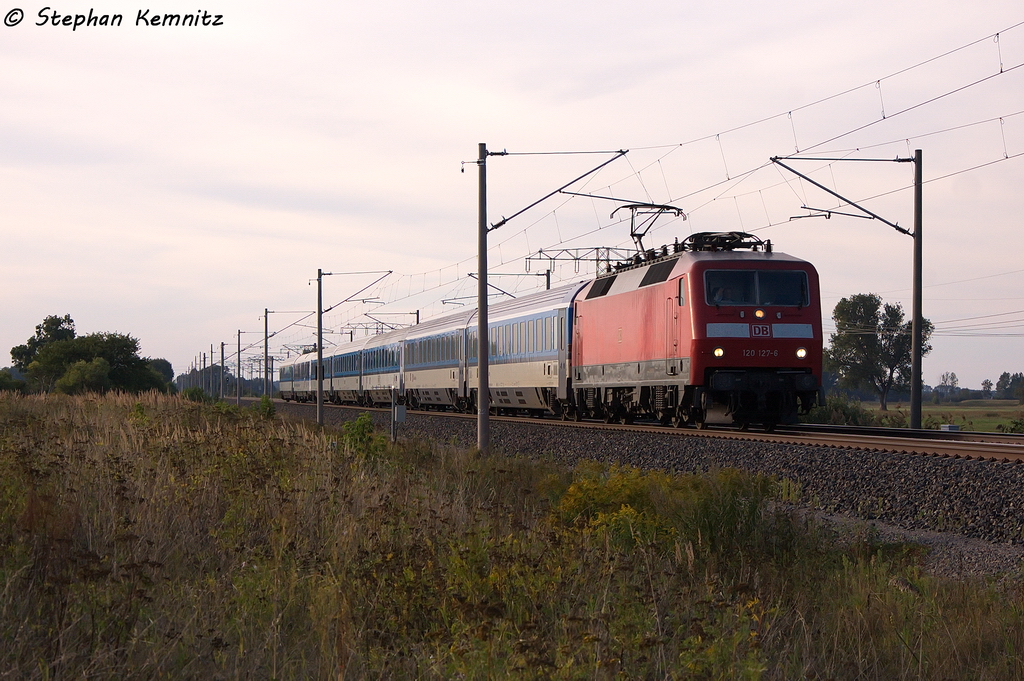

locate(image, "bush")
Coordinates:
55 357 112 394
802 394 878 426
250 394 276 419
554 463 778 557
923 412 975 431
181 386 212 403
998 416 1024 434
878 409 908 428
341 412 389 459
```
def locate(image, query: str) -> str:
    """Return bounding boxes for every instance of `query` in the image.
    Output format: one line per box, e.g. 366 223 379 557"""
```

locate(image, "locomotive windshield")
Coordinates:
705 270 808 307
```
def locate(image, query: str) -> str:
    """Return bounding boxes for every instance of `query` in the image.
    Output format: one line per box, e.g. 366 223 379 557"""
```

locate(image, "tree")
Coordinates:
10 314 75 372
996 372 1023 400
148 358 174 383
825 293 933 411
0 368 25 393
26 333 166 394
982 379 993 398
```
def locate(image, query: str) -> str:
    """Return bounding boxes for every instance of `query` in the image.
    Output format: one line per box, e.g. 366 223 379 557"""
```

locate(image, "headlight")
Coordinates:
754 309 765 319
796 347 807 359
713 347 725 358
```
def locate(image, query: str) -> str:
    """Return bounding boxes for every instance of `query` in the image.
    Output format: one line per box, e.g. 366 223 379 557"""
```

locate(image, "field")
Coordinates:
2 392 1024 679
864 399 1024 432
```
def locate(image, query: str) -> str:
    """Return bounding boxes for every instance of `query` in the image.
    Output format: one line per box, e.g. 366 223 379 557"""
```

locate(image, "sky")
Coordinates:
2 0 1022 392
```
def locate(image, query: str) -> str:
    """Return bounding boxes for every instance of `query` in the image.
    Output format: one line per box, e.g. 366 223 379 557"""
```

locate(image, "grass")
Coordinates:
865 400 1024 432
2 392 1024 678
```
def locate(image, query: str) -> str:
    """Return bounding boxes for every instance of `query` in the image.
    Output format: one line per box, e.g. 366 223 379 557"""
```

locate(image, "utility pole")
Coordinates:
472 145 627 451
236 330 242 405
220 342 225 400
477 143 490 452
313 270 391 426
771 152 924 428
317 268 324 425
264 309 270 398
910 149 923 430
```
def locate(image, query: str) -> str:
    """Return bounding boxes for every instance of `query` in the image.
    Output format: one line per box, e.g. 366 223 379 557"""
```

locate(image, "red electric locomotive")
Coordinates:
570 232 822 429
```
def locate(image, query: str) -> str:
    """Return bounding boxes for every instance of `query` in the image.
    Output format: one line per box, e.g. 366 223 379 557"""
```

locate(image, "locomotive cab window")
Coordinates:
705 271 755 305
705 270 808 307
757 271 807 306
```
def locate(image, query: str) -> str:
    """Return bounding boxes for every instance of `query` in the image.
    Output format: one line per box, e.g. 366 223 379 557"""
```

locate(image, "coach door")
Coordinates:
666 277 682 375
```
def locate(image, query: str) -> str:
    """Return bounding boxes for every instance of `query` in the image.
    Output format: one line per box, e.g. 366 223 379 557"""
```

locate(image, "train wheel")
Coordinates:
696 421 709 430
763 422 777 433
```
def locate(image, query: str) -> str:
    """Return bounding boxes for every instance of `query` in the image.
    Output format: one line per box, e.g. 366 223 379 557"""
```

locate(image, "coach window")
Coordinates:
678 276 686 306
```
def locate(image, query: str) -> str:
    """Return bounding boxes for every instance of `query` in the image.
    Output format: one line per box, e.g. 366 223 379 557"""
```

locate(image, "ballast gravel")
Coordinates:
275 401 1024 579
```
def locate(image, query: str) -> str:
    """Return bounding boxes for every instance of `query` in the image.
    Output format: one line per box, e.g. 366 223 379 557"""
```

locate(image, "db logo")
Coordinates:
751 324 771 338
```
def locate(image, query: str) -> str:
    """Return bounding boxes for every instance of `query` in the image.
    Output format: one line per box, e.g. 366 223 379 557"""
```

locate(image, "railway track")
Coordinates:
273 398 1024 463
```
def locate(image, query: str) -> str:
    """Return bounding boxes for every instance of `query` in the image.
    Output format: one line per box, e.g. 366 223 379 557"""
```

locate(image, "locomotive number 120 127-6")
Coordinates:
742 349 779 357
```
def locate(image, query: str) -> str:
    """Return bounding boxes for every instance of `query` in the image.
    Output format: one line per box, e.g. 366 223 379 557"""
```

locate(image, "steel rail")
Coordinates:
270 399 1024 464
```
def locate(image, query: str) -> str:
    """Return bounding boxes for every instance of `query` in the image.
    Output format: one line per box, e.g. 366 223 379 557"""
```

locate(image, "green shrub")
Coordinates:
998 416 1024 433
341 412 386 458
878 409 908 428
553 463 778 557
802 394 878 426
251 394 276 419
55 357 112 394
181 386 212 403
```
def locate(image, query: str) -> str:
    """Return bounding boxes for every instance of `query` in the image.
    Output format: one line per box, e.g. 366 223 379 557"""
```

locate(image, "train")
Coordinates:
278 232 823 429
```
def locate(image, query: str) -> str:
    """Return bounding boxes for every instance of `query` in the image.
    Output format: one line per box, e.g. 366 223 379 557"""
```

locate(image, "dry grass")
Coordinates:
2 392 1023 679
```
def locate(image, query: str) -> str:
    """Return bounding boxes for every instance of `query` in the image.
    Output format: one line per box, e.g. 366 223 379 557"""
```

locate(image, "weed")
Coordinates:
802 394 878 426
251 394 276 419
1 393 1022 678
998 416 1024 434
181 386 212 403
